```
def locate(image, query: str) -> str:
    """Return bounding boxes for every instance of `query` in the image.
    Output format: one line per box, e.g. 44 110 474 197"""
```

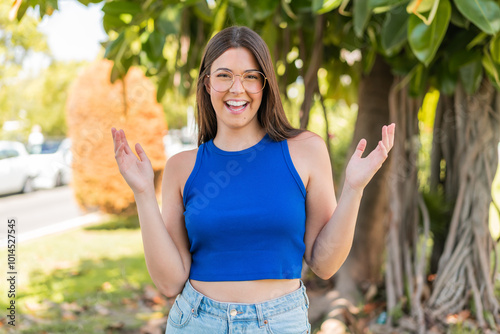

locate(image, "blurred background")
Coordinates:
0 0 500 333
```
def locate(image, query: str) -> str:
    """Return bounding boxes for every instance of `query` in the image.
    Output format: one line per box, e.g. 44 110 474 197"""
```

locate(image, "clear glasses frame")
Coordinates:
206 69 267 94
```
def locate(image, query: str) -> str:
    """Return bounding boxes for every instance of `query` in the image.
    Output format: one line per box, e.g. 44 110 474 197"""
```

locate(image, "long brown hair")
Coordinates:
196 26 302 146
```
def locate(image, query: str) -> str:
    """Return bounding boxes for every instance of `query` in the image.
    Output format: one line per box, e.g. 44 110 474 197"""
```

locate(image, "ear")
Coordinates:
204 75 211 95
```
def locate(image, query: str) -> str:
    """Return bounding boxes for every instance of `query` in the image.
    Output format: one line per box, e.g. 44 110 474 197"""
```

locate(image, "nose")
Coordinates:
229 75 245 93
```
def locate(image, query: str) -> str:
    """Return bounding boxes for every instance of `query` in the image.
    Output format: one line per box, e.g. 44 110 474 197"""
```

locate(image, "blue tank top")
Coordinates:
183 134 307 281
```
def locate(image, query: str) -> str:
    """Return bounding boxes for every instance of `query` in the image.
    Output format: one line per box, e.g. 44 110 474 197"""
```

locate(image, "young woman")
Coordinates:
112 26 395 333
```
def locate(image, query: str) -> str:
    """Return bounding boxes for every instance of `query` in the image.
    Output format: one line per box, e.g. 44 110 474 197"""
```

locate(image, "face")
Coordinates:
207 47 264 133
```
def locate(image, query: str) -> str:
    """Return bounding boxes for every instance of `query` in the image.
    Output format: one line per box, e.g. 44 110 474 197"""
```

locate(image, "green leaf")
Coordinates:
102 13 127 32
281 0 297 20
450 6 469 29
381 6 409 56
104 31 125 59
260 17 279 53
157 74 171 102
370 0 407 7
213 0 229 33
192 1 213 23
247 0 279 20
407 0 440 25
39 0 58 16
406 0 435 14
482 50 500 86
313 0 343 14
408 0 451 66
363 27 377 73
147 31 166 60
409 63 428 97
370 0 407 12
490 34 500 63
227 5 255 27
353 0 371 38
467 32 488 50
102 1 142 16
15 1 29 21
459 58 483 94
449 49 482 72
78 0 103 5
158 6 181 35
436 61 457 95
454 0 500 35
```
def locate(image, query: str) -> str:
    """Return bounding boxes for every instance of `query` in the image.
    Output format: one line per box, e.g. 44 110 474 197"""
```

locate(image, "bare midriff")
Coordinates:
189 279 301 303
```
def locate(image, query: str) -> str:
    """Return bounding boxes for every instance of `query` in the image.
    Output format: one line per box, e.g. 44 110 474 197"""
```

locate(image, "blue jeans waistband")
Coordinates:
178 280 309 326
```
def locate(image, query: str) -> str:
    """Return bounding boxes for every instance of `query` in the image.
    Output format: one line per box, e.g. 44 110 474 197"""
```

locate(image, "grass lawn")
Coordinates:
0 216 169 333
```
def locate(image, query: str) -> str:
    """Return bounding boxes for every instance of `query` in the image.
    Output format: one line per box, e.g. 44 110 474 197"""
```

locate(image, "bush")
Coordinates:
66 59 167 214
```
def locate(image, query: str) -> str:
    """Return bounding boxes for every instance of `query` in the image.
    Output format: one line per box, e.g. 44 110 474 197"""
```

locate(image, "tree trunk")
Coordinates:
382 80 500 333
384 78 424 330
298 15 324 129
335 55 393 302
426 80 500 330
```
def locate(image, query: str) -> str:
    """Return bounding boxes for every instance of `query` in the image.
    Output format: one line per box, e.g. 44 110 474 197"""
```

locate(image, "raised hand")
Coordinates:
344 123 395 192
112 128 155 195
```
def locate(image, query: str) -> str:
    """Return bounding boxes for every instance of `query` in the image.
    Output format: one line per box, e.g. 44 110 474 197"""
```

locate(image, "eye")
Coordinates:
215 71 232 79
244 72 260 80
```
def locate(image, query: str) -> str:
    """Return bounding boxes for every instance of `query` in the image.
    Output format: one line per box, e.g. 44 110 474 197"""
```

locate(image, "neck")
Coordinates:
213 126 267 151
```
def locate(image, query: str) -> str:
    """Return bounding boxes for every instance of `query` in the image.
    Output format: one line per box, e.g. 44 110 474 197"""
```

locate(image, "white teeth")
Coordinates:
226 100 247 106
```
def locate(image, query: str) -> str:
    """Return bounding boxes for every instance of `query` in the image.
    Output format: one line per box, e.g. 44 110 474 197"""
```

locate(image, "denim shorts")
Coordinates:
165 280 311 333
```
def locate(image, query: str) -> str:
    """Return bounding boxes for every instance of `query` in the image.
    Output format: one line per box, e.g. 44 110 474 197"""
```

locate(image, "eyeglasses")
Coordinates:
207 69 267 94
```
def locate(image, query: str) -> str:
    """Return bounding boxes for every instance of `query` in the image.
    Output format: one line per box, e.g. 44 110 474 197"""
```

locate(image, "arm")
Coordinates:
112 128 191 297
302 124 395 279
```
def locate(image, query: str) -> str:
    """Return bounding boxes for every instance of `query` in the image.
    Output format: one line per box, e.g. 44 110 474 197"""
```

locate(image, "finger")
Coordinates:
124 140 133 155
120 130 134 155
115 142 125 159
366 141 389 168
376 140 389 164
382 125 390 149
354 138 367 158
111 128 118 151
135 143 149 162
388 123 395 149
116 128 124 150
378 140 388 158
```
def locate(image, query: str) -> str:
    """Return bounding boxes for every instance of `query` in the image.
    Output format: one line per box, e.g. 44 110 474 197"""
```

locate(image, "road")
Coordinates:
0 186 102 244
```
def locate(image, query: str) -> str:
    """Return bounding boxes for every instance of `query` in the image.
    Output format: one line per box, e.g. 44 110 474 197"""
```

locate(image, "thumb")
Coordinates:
135 143 149 162
354 139 367 158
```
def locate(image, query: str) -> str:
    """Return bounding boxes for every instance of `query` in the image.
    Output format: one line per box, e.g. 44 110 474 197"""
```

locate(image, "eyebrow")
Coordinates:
215 67 261 73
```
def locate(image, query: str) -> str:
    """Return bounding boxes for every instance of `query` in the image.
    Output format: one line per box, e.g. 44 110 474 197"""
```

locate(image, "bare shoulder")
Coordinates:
287 131 330 189
163 148 198 186
166 148 198 170
287 131 328 158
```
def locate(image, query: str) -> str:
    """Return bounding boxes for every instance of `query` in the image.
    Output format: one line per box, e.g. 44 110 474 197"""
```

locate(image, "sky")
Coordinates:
38 0 107 61
23 0 106 74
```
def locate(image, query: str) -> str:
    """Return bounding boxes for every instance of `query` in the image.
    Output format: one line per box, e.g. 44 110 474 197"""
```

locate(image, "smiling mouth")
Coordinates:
225 101 248 112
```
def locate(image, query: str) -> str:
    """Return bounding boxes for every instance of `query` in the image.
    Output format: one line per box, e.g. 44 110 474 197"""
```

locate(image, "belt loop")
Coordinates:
191 293 203 317
255 303 266 328
301 281 310 309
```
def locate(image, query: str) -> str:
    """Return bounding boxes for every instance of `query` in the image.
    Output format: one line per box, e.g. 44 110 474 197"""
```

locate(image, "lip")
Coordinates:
224 100 249 115
224 99 249 103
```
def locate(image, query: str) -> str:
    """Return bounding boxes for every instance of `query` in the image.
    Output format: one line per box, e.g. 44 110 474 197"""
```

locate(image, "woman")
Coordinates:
112 26 395 333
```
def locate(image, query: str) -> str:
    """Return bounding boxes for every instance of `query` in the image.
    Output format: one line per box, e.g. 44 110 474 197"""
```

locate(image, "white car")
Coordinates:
30 138 72 189
0 141 38 195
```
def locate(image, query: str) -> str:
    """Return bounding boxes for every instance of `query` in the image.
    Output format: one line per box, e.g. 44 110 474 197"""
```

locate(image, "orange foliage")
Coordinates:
66 59 167 214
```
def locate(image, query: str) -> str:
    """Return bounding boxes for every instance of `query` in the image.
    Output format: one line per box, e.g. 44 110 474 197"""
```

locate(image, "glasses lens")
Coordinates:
210 70 266 93
242 71 265 93
210 70 233 92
